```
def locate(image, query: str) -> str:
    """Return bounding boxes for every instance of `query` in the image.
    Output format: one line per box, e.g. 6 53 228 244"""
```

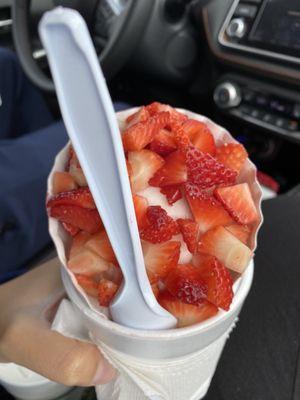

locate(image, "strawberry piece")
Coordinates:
101 265 123 285
158 291 218 328
160 185 182 205
140 206 179 243
149 150 187 187
142 240 180 283
186 146 237 189
49 205 103 234
182 120 216 155
69 231 91 259
169 119 191 148
75 274 98 297
214 183 258 225
122 112 170 151
98 279 119 307
146 102 187 123
128 149 164 193
133 194 149 229
52 171 77 195
68 150 87 187
151 283 160 299
47 187 95 209
225 224 251 245
85 231 117 264
196 256 233 311
62 222 79 237
165 264 207 305
177 219 199 253
126 106 150 127
216 143 248 173
149 129 177 156
198 226 252 273
185 185 233 235
68 249 109 276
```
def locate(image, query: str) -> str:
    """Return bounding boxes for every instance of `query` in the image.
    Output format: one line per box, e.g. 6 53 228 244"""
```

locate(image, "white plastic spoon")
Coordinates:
39 7 177 330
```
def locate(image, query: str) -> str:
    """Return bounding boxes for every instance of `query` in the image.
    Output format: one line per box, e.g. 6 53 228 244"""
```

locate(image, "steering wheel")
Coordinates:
12 0 153 92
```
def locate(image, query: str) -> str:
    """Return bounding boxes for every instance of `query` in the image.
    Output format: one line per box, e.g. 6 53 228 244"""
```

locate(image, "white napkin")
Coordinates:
52 300 238 400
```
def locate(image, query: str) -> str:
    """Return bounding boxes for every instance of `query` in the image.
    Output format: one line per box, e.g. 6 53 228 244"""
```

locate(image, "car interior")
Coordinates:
3 0 299 195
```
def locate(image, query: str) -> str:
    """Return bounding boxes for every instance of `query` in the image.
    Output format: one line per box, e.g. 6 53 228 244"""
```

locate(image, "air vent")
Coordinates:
0 6 12 33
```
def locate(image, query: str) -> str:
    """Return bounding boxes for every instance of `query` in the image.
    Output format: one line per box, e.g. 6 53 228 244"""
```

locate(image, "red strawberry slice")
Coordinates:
128 150 164 193
158 291 218 328
146 102 187 123
182 120 216 155
177 219 199 253
169 119 191 148
133 194 149 229
225 224 251 245
196 256 233 311
142 240 181 283
160 185 182 205
186 146 237 189
49 205 103 234
126 106 150 127
185 185 233 235
101 264 123 285
198 226 252 273
68 150 87 187
216 143 248 173
140 206 180 243
52 171 77 195
47 187 96 209
75 274 98 297
165 264 207 305
69 231 91 259
149 129 177 156
149 150 187 187
85 231 117 264
214 183 258 225
62 222 79 237
98 279 119 307
122 111 170 151
68 248 110 276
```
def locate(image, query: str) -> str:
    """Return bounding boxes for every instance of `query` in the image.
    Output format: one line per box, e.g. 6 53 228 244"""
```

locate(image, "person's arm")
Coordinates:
0 257 116 386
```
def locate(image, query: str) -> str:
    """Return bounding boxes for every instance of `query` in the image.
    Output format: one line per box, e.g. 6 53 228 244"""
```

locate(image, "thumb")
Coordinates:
1 314 117 386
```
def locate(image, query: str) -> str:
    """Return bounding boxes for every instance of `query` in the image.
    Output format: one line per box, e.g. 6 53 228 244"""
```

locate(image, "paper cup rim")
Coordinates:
62 259 253 340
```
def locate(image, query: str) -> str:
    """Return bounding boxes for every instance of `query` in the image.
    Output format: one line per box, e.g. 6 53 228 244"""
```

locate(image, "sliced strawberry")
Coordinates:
68 248 110 276
98 279 119 307
85 231 117 264
196 256 233 311
126 106 150 127
158 291 218 328
149 129 177 156
122 112 170 152
69 150 87 187
49 205 103 234
198 226 252 273
186 146 237 189
160 185 182 205
214 183 258 225
101 264 123 285
151 283 160 299
128 149 164 193
133 194 149 229
225 224 251 245
146 102 187 123
75 274 98 297
140 206 179 243
62 222 79 237
185 185 233 234
69 231 91 259
47 187 95 209
182 120 216 155
165 264 207 305
177 219 199 253
149 150 187 187
216 143 248 173
142 240 180 283
52 171 77 195
169 119 191 148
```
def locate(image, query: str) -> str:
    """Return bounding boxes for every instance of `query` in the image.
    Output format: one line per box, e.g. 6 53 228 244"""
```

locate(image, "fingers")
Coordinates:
0 313 117 386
